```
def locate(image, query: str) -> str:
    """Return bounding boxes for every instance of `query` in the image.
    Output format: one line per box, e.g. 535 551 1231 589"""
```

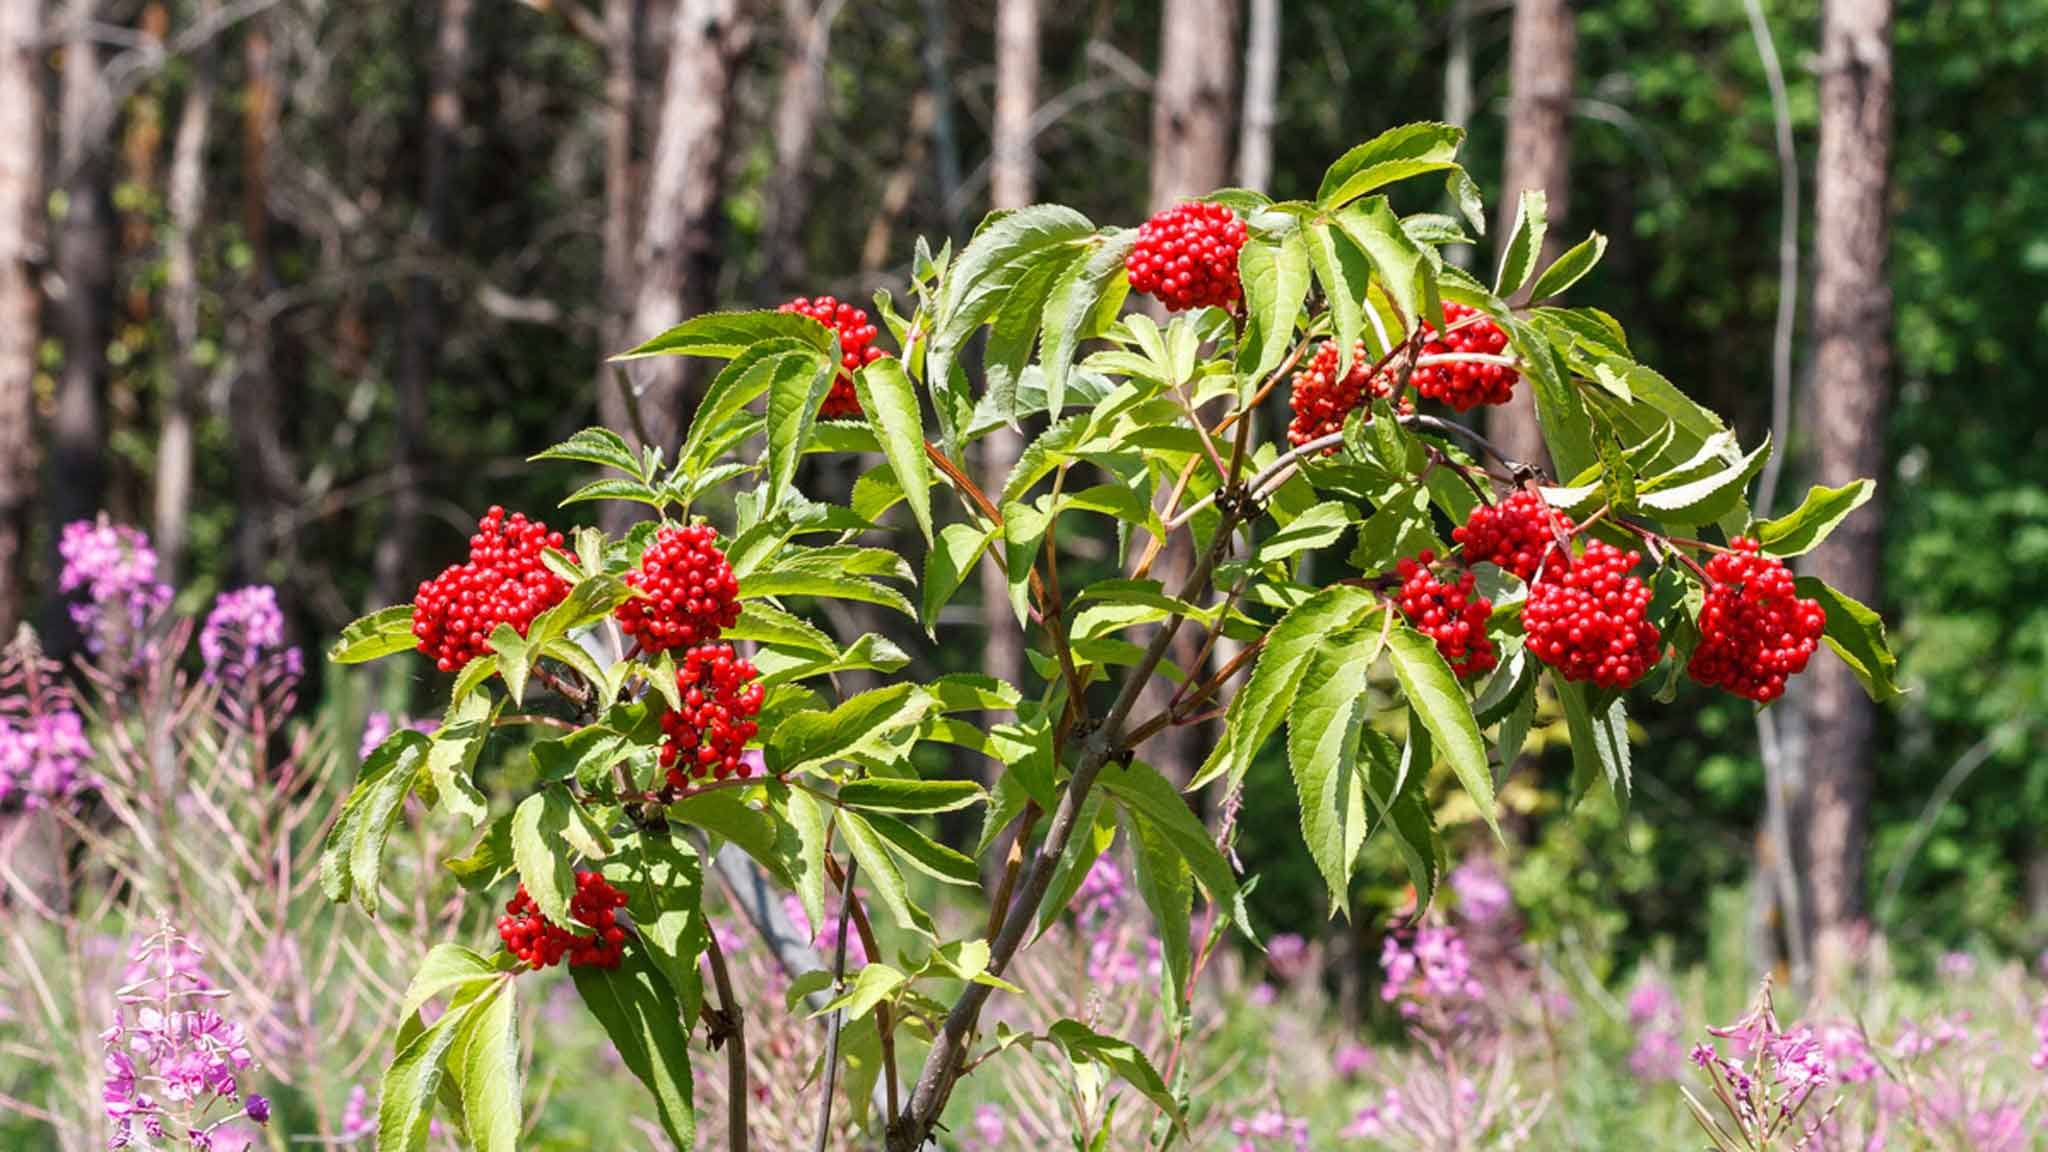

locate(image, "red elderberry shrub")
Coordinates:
497 871 629 971
1523 540 1663 689
658 643 765 789
1454 490 1573 581
614 523 741 654
1395 552 1498 678
1285 339 1414 451
1411 302 1517 412
1125 201 1248 313
780 296 886 419
1685 538 1827 703
411 507 571 673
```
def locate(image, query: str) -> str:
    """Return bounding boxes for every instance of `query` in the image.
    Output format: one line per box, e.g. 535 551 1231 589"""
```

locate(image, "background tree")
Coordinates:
1804 0 1893 986
1489 0 1573 474
0 0 39 634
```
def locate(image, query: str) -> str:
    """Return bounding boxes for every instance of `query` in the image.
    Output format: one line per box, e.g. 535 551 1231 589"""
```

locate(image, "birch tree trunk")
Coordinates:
1803 0 1892 992
0 0 42 634
616 0 745 460
155 0 216 584
1489 0 1573 473
975 0 1035 850
1236 0 1278 194
1138 0 1237 785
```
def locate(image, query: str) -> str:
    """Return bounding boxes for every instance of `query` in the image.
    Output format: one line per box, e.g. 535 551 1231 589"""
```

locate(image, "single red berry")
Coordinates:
1125 201 1248 313
411 507 571 673
1685 538 1827 703
658 643 766 790
1411 302 1517 412
779 296 886 419
1285 339 1414 452
1454 490 1573 581
498 870 629 970
1395 551 1498 678
1522 540 1663 689
614 523 741 654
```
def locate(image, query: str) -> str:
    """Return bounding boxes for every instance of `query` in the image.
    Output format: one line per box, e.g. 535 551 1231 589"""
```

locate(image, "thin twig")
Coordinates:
701 925 751 1152
811 853 858 1152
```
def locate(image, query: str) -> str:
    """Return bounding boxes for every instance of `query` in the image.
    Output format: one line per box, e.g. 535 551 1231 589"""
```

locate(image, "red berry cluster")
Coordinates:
1522 540 1663 689
614 524 741 654
1126 201 1247 312
1685 538 1827 703
497 872 629 971
1454 491 1572 581
411 507 571 672
780 296 886 419
1285 339 1412 451
1395 552 1498 678
658 643 765 789
1411 302 1517 412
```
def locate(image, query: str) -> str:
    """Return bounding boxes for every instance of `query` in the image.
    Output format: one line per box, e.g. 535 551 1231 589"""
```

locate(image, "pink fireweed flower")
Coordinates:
1379 923 1484 1015
1626 976 1684 1081
1228 1108 1310 1152
1265 933 1311 983
57 517 171 662
1334 1042 1374 1079
0 633 94 807
200 586 304 700
102 925 268 1148
1449 857 1513 926
1685 982 1838 1148
967 1104 1007 1150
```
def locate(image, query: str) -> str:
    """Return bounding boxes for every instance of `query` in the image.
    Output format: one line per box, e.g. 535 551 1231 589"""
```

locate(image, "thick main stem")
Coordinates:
701 922 750 1152
888 496 1244 1148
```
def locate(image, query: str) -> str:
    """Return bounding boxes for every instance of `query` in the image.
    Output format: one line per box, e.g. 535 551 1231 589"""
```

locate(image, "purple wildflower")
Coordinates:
967 1104 1007 1150
339 1085 375 1143
1449 856 1513 926
1228 1108 1310 1152
101 925 262 1148
1379 923 1483 1016
200 586 303 698
1333 1042 1373 1080
1625 976 1684 1081
1265 933 1311 983
58 517 171 661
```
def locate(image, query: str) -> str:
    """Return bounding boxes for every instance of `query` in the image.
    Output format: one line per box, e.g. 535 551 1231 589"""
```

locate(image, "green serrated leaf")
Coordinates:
1317 121 1466 208
613 309 831 361
572 947 696 1150
1755 481 1874 557
331 605 418 665
854 358 934 544
1794 576 1903 702
836 777 986 813
1527 231 1608 300
1385 626 1500 839
1495 189 1547 298
531 426 645 478
1235 231 1312 385
1193 587 1380 790
511 789 579 924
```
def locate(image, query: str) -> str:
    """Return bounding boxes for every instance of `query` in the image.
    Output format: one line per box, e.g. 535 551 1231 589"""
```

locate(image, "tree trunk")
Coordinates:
615 0 744 461
371 0 473 611
46 0 114 654
1147 0 1237 209
1442 0 1475 270
1488 0 1573 473
1236 0 1278 194
1803 0 1892 992
756 0 842 300
0 0 42 636
1138 0 1237 785
975 0 1034 862
231 10 296 582
155 0 216 584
